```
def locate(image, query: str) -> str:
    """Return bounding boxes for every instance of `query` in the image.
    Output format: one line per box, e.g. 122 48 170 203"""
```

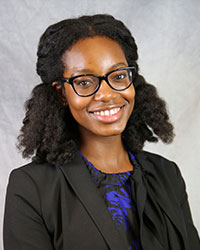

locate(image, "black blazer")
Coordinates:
3 151 200 250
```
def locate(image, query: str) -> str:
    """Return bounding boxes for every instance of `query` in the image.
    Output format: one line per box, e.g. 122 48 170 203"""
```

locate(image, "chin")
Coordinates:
97 127 125 137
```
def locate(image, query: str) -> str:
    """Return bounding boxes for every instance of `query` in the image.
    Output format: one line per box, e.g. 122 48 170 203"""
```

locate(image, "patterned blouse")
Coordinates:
80 152 143 250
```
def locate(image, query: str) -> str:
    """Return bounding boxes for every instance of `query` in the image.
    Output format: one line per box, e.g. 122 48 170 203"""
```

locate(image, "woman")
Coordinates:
3 14 199 250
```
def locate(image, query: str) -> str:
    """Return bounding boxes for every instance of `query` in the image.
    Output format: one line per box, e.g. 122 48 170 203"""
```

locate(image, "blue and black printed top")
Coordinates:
80 152 143 250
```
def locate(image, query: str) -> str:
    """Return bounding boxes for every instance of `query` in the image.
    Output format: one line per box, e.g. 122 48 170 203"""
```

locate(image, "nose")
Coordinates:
93 79 118 101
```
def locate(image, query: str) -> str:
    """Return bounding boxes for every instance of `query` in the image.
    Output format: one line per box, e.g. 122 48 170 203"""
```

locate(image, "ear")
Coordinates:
52 82 67 105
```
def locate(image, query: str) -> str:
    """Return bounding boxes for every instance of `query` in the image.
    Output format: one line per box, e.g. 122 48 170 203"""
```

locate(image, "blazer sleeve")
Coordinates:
174 163 200 248
3 168 54 250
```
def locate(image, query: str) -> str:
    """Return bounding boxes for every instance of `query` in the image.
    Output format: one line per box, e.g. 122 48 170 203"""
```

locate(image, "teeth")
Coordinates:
93 108 120 116
110 109 115 115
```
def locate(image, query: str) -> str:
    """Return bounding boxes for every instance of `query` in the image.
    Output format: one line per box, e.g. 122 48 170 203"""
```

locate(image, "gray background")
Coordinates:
0 0 199 248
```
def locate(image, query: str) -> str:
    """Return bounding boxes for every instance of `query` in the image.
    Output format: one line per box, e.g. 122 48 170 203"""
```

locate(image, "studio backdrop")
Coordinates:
0 0 199 249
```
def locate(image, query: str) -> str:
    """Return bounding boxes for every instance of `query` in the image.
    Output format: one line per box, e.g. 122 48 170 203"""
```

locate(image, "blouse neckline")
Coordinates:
79 151 135 176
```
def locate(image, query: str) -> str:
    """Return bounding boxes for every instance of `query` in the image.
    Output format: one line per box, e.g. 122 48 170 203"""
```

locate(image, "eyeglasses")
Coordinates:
59 66 136 97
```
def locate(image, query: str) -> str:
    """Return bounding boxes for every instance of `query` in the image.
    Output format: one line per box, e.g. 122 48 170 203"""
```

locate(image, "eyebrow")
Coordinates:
71 62 128 77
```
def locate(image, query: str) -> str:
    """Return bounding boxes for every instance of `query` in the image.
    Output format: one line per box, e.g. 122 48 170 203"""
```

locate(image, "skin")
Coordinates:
53 36 135 173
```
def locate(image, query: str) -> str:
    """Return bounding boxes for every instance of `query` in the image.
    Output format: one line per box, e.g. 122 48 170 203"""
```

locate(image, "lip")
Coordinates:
89 105 124 123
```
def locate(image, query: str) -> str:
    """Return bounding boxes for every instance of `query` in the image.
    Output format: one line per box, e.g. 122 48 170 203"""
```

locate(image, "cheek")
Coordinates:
65 85 88 110
68 97 86 111
64 85 91 121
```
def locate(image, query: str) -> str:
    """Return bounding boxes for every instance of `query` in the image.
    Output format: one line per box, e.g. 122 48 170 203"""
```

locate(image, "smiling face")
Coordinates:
61 36 135 139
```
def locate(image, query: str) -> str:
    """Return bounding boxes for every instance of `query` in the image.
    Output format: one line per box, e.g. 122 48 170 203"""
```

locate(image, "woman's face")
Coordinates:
61 36 135 138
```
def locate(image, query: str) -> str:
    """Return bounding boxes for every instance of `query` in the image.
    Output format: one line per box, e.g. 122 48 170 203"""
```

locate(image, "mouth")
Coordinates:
89 105 125 123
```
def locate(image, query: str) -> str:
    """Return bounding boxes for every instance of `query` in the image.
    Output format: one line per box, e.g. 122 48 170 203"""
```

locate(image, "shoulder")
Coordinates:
137 150 174 163
9 161 57 184
135 150 179 173
6 161 70 216
7 161 65 200
134 150 187 201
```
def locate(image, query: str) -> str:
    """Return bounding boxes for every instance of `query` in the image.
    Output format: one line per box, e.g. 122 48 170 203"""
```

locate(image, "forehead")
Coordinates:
62 36 127 74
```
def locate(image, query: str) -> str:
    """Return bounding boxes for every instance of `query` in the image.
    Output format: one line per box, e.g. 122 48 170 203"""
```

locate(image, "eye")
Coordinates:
77 80 91 87
116 73 126 79
111 71 128 81
73 76 96 88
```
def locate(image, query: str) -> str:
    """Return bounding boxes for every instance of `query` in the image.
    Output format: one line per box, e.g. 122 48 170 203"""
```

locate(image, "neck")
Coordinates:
79 133 132 173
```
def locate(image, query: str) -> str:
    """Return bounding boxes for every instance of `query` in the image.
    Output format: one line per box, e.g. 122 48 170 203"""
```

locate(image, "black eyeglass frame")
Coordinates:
59 66 136 97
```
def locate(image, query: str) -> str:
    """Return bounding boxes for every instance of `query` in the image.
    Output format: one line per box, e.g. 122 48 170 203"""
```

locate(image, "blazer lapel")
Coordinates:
58 153 127 250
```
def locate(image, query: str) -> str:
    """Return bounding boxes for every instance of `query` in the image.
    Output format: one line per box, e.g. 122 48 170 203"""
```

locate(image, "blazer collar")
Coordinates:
57 152 128 250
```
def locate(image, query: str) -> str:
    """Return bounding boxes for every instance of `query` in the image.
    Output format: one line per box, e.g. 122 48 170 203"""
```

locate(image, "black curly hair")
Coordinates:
17 14 174 165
